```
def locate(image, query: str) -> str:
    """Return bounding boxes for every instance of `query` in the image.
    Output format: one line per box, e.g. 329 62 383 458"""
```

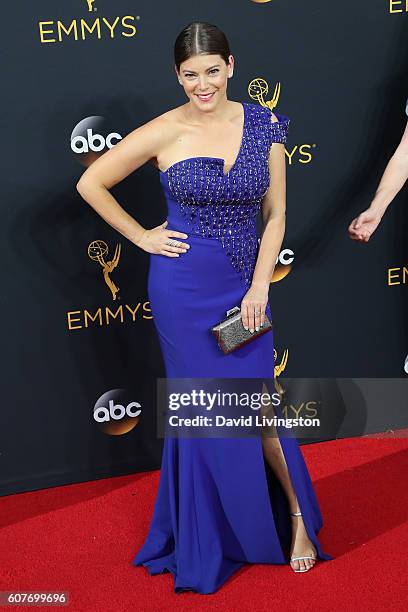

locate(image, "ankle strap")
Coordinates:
290 511 302 517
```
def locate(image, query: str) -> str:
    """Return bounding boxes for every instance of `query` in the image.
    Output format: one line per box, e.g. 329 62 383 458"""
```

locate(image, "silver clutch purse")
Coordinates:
211 306 272 355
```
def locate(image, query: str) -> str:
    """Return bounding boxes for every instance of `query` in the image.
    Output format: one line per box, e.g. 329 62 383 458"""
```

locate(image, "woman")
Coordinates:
77 21 331 594
348 98 408 242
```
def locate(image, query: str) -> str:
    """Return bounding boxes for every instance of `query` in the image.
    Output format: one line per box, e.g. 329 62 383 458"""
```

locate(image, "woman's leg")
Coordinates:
260 383 316 572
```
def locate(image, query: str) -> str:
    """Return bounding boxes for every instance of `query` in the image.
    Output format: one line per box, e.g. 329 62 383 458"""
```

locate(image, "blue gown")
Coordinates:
132 101 331 593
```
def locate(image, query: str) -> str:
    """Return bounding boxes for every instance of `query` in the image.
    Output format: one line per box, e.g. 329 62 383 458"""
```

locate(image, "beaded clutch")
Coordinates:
211 306 272 355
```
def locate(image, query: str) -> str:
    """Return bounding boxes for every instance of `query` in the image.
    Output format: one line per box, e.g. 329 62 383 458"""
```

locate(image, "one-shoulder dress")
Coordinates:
132 101 331 594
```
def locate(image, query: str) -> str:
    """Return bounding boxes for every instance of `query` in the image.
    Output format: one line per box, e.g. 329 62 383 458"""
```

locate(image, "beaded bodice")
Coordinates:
159 101 290 291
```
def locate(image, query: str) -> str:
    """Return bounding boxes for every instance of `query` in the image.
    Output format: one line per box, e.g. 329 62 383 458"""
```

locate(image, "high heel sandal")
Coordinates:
289 511 317 573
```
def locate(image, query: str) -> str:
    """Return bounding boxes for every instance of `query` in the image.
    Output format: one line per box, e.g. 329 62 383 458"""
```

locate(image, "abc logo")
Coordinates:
277 248 294 266
272 248 295 283
71 116 122 167
94 389 141 435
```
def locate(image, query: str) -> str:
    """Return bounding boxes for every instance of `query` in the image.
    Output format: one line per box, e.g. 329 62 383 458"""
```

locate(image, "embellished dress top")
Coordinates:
159 101 290 291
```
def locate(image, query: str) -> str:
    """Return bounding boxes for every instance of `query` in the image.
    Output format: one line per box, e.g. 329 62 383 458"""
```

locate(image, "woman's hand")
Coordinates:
348 208 384 242
137 220 190 256
240 282 269 332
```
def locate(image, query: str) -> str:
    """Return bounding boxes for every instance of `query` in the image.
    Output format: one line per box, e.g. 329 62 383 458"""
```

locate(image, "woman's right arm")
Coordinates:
348 118 408 242
76 116 189 256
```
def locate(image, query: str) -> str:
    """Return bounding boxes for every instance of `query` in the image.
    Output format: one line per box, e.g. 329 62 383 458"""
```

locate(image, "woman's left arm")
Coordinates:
240 116 286 332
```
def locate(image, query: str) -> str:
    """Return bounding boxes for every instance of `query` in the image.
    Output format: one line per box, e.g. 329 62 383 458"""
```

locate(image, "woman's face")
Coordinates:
176 53 234 108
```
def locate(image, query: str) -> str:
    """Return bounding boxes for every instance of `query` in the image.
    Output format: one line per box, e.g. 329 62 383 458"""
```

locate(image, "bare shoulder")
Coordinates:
144 105 186 134
268 110 279 124
128 106 180 145
133 105 185 168
76 106 186 190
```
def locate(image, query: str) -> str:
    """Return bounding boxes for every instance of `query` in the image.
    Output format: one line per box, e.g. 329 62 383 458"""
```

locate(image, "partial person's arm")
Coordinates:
369 119 408 216
76 117 164 245
253 124 286 288
76 115 189 255
241 114 286 331
348 118 408 242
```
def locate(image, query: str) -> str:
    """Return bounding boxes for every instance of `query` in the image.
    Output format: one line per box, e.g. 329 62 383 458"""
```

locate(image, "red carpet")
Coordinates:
1 436 407 611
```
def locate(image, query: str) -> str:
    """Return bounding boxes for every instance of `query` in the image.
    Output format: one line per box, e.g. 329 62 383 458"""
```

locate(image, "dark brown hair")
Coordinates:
174 22 231 71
